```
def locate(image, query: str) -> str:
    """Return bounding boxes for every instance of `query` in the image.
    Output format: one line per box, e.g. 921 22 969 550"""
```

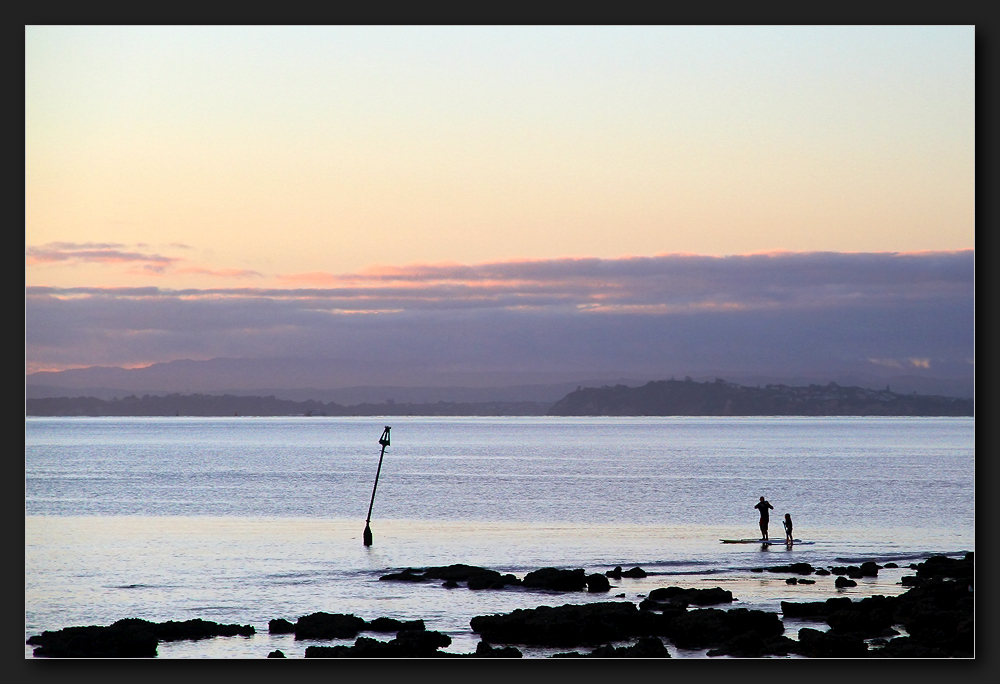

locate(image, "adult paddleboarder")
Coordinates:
754 496 774 541
363 426 391 547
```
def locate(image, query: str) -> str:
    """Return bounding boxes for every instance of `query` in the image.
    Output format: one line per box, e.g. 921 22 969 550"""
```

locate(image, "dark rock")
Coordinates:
586 573 611 593
429 565 508 589
847 595 900 636
304 630 452 658
268 618 295 634
293 612 366 640
27 620 159 658
830 566 848 575
379 568 428 582
794 628 868 657
708 634 797 658
835 576 858 588
900 575 922 586
621 566 647 578
522 567 587 592
422 564 490 581
780 601 829 619
605 566 623 579
392 629 452 655
467 573 501 590
421 564 487 581
590 636 670 658
471 602 642 647
883 562 899 569
267 649 285 658
797 579 815 584
647 586 734 606
668 608 784 650
901 605 972 655
827 609 886 636
421 564 522 589
152 618 255 641
367 617 425 632
786 577 798 585
826 597 854 611
381 564 523 590
914 553 973 581
814 568 831 576
635 608 685 636
870 636 952 658
639 598 667 611
304 644 353 658
475 641 523 658
859 562 880 576
765 563 814 575
782 597 856 619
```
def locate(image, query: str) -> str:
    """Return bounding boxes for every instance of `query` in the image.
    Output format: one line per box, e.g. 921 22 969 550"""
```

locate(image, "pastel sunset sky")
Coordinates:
25 26 974 387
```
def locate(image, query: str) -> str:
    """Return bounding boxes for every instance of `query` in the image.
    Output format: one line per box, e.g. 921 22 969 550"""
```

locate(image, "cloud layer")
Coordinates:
26 251 974 386
26 242 264 281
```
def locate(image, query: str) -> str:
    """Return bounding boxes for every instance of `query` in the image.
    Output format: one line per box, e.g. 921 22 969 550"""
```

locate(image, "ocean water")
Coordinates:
25 416 974 658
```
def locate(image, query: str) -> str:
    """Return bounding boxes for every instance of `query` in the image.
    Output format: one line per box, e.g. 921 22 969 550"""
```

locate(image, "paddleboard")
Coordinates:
720 538 806 544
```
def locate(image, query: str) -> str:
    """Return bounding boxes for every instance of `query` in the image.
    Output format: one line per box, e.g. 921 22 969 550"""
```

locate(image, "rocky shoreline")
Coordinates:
26 552 973 658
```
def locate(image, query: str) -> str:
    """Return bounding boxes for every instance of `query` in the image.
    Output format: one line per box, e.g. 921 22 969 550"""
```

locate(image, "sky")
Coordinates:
25 26 975 387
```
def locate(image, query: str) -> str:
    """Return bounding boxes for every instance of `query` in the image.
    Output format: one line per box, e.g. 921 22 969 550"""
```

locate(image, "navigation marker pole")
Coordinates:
363 426 391 546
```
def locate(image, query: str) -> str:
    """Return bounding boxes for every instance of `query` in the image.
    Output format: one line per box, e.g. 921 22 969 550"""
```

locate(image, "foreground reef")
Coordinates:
26 618 254 658
27 553 972 658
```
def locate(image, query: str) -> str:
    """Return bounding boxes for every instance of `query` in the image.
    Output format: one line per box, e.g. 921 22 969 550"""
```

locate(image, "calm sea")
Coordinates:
25 416 974 658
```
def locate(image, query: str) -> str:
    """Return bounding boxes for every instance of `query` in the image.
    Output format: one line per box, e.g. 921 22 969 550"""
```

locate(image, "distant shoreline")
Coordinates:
25 378 973 417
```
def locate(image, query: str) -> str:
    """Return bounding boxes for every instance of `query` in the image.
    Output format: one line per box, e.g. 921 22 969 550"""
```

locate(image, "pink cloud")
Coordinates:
26 242 264 280
264 250 973 313
26 243 180 269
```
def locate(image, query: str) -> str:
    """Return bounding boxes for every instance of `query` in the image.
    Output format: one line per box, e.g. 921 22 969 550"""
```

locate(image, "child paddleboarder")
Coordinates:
783 513 793 545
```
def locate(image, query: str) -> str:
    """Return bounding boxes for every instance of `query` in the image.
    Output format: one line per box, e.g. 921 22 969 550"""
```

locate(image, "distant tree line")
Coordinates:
546 378 973 416
24 393 552 417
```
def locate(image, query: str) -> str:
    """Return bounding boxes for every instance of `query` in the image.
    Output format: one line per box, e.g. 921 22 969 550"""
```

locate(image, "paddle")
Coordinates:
363 426 391 546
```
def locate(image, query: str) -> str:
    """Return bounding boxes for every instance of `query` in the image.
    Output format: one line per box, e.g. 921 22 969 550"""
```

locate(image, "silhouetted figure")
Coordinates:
754 496 774 540
783 513 793 545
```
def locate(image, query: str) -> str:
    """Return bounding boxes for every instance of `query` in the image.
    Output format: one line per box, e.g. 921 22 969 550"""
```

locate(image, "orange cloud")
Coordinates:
276 272 342 286
174 267 264 279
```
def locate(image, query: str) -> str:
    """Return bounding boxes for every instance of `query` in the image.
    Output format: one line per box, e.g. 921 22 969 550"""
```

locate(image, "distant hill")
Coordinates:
547 379 973 417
